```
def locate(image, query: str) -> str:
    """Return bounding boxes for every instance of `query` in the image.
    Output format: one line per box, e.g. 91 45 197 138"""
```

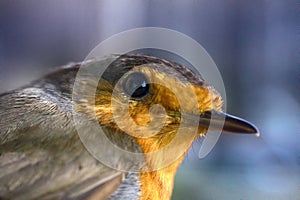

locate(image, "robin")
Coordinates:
0 54 258 200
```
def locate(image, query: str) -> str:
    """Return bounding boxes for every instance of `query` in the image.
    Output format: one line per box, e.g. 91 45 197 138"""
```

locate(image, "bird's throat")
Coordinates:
138 154 185 200
135 135 195 200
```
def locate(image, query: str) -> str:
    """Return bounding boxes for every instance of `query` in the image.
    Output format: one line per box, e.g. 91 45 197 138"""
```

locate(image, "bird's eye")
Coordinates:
122 72 150 99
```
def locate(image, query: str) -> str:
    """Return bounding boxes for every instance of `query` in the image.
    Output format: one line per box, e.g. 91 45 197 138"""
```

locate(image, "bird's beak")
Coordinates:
198 110 259 135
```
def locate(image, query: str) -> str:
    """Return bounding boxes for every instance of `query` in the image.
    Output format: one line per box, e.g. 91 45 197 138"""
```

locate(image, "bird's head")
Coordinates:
74 54 258 199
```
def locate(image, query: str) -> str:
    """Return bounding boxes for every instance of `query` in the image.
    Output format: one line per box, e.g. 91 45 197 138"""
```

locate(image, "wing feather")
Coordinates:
0 65 125 200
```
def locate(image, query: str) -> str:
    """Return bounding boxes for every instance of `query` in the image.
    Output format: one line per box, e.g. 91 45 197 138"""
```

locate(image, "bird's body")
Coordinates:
0 54 258 200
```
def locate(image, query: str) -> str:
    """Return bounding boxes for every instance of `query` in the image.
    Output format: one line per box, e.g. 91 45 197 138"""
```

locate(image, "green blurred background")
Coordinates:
0 1 298 199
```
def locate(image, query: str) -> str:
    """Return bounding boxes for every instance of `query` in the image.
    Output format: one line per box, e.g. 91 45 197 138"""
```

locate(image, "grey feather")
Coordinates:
0 58 142 200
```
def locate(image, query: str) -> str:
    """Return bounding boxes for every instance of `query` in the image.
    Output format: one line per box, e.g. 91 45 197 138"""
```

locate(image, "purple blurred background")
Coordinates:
0 1 298 199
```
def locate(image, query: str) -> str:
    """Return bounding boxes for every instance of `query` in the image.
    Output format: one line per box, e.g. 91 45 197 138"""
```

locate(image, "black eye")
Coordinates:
122 72 150 99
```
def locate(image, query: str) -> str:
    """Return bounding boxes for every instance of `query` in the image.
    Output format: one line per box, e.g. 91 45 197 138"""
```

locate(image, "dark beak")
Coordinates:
199 110 259 135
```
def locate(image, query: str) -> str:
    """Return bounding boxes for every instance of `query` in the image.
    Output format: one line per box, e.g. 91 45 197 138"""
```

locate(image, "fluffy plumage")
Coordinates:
0 54 257 200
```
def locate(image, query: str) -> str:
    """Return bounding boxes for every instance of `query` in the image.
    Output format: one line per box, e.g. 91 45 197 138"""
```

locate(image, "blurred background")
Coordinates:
0 0 298 199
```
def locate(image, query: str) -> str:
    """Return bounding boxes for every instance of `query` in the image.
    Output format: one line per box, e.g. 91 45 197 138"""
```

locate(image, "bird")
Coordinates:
0 54 258 200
